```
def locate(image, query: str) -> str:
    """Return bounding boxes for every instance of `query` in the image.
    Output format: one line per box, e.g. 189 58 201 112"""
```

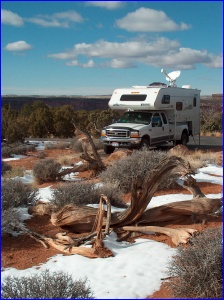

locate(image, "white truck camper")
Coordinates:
101 69 201 154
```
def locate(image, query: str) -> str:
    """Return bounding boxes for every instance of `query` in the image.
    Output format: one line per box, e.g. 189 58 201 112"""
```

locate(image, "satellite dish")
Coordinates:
161 69 181 87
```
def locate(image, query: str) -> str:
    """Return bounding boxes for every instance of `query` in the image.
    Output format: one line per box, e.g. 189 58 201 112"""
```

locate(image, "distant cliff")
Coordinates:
1 95 110 111
1 95 222 112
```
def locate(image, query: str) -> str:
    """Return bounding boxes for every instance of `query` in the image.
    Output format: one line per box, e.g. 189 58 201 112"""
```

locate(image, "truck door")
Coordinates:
160 112 172 140
150 112 170 144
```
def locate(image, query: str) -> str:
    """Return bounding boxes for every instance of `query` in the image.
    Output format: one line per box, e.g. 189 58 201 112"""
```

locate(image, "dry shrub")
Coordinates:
37 151 47 159
70 137 103 153
70 138 84 153
2 143 36 157
45 141 70 150
52 181 127 208
33 158 61 183
1 161 12 174
2 179 39 210
100 149 176 193
2 269 93 299
168 227 222 299
57 154 76 166
2 208 21 237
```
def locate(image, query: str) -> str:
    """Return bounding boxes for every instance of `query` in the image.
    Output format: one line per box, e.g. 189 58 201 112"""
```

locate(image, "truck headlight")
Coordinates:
101 129 106 137
130 130 140 138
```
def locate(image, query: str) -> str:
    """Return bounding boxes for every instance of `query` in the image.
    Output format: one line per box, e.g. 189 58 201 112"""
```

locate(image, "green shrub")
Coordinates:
33 158 61 183
2 179 39 210
168 227 222 298
2 269 94 298
100 149 176 193
52 181 127 208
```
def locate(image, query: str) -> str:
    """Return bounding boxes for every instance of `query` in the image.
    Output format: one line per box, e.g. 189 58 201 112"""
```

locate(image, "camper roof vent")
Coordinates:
161 69 181 87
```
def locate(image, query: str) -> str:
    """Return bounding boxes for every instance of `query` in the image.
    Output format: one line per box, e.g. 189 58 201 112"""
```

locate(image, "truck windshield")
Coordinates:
116 112 152 125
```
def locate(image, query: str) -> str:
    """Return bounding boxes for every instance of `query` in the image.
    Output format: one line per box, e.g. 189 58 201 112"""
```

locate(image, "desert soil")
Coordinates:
2 146 222 299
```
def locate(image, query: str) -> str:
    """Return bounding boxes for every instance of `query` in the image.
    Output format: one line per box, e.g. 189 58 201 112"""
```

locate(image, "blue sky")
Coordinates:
1 1 223 96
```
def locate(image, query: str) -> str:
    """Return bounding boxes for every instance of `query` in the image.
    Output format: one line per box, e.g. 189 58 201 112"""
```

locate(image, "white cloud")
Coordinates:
204 54 223 68
103 59 136 68
26 10 83 28
65 60 79 66
5 41 32 52
48 38 221 70
116 7 191 32
65 59 95 68
86 1 124 9
1 9 24 26
83 59 95 68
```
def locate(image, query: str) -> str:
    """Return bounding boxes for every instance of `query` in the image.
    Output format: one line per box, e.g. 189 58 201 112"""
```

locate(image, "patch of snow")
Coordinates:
2 154 27 161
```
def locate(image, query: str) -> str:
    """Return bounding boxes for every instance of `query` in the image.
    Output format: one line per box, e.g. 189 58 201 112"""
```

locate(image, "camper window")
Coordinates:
176 102 183 111
162 95 170 104
120 94 147 101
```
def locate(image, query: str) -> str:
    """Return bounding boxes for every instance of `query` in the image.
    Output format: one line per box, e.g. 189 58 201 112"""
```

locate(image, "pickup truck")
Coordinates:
101 110 189 154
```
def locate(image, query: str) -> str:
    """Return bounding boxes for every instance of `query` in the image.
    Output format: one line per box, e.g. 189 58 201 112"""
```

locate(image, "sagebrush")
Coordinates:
2 208 22 237
2 269 94 299
168 227 222 298
100 149 178 192
2 179 39 210
33 158 61 183
52 181 127 208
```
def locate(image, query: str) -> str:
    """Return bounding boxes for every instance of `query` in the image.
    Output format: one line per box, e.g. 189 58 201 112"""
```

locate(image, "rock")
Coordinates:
106 150 132 165
169 144 190 156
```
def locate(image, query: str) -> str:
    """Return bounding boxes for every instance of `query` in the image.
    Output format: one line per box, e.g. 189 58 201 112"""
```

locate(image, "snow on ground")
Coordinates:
1 149 223 298
2 154 27 161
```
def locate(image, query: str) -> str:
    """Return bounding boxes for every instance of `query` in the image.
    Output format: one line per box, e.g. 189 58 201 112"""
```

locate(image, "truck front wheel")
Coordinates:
103 145 115 154
141 138 150 149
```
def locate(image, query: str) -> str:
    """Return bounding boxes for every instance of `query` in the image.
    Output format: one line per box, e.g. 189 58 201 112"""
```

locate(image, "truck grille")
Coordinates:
106 129 129 138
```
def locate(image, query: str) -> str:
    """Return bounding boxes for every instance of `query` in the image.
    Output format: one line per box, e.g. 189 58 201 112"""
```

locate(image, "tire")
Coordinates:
176 131 189 146
103 145 115 154
141 138 150 149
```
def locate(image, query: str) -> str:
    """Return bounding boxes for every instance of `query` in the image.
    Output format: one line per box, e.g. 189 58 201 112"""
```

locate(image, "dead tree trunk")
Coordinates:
54 125 106 179
28 155 222 252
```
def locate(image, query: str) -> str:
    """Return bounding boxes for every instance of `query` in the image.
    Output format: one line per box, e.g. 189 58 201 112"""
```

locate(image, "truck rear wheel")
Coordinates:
176 131 189 146
103 145 115 154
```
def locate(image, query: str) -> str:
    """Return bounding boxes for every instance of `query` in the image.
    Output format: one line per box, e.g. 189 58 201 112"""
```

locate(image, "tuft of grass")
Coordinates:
2 166 26 179
168 148 221 171
57 154 77 166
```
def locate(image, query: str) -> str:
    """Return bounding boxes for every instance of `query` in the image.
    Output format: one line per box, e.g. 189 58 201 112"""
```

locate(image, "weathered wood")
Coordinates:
137 197 222 225
110 156 193 226
121 226 198 246
27 155 222 254
72 123 106 176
